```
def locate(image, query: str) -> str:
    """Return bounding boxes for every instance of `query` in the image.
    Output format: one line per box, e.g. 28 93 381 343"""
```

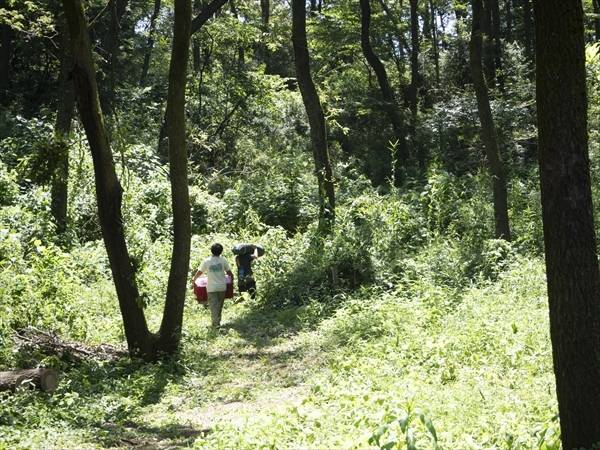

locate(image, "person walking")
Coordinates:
236 244 259 300
193 243 234 328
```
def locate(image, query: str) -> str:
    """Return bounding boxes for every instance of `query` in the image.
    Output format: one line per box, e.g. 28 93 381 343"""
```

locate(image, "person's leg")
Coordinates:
237 280 248 302
247 280 257 300
208 291 226 327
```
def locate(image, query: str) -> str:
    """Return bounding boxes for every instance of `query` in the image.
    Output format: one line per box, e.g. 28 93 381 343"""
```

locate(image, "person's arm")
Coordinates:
193 269 203 282
224 259 234 280
251 244 259 260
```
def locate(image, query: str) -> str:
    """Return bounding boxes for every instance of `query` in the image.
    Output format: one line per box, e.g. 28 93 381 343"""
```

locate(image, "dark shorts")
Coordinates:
238 279 256 292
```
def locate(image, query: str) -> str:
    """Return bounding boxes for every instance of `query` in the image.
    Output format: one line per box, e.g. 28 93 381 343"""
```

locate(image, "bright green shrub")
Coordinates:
220 168 316 235
0 162 18 206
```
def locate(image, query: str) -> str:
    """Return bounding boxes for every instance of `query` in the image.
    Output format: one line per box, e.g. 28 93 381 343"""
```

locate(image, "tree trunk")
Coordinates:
261 0 269 28
504 0 512 43
490 0 503 90
0 369 59 392
360 0 409 184
469 0 511 240
481 0 495 87
594 0 600 41
190 0 228 35
0 0 11 104
292 0 335 233
429 0 440 92
159 0 227 150
61 0 155 361
533 0 600 447
140 0 162 86
524 0 533 61
100 0 129 63
52 15 75 235
229 0 245 64
97 0 129 107
155 0 192 356
430 0 444 166
409 0 419 117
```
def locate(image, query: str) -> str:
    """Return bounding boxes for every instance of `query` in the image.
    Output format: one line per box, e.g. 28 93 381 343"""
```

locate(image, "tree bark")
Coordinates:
360 0 409 184
533 0 600 447
409 0 419 117
261 0 269 28
100 0 129 63
429 0 440 91
490 0 503 90
190 0 228 35
469 0 511 240
504 0 512 43
524 0 533 61
0 0 11 104
0 369 59 392
155 0 192 356
159 0 228 151
52 15 75 235
61 0 155 361
430 0 444 164
229 0 245 64
140 0 162 86
292 0 335 233
594 0 600 42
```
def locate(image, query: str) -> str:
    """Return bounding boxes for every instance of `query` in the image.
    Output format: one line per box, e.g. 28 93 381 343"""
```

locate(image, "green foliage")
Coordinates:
1 112 55 174
0 2 576 447
0 156 562 448
0 161 19 206
221 170 314 235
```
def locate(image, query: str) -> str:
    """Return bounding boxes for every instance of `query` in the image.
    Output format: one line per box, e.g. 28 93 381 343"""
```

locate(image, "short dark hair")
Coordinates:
211 243 223 256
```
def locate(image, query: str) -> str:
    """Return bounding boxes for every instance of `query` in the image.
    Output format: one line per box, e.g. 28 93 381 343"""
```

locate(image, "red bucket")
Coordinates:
193 275 233 303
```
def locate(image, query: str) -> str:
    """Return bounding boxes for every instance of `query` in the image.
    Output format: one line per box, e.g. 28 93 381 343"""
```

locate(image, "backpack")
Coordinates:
231 243 265 257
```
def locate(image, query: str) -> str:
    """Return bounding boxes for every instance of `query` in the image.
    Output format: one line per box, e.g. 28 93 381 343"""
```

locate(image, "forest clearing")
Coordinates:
1 231 558 449
2 0 600 448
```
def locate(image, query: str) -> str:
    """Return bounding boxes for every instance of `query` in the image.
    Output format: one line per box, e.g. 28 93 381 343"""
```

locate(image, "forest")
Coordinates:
1 0 600 448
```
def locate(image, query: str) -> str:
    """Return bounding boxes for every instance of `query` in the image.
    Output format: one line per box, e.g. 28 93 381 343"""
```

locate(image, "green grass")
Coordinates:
0 252 559 449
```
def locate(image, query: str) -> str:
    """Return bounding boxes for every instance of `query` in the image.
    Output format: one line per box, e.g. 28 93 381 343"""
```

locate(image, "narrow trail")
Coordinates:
172 324 328 438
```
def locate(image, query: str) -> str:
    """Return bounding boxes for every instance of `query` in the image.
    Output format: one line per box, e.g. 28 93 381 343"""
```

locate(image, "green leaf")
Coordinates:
419 413 438 442
398 411 409 433
406 428 417 450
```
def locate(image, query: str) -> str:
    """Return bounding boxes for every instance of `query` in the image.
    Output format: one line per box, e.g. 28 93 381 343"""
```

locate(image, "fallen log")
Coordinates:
0 368 59 392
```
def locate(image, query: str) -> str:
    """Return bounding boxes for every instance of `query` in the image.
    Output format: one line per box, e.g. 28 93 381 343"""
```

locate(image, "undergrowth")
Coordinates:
0 165 561 449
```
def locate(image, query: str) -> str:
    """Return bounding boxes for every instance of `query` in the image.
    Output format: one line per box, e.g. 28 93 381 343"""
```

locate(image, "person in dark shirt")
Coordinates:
236 244 259 299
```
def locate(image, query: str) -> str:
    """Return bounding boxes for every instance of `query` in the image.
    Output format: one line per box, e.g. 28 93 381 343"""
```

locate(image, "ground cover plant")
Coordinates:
0 164 562 449
6 1 600 446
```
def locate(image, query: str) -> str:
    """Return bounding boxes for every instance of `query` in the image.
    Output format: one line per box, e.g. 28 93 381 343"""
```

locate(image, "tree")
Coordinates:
524 0 533 61
61 0 192 362
469 0 511 240
533 0 600 447
0 0 11 104
158 0 228 152
99 0 129 64
291 0 335 232
409 0 419 116
52 14 75 235
359 0 409 183
156 0 192 356
489 0 503 89
139 0 161 86
62 0 154 359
